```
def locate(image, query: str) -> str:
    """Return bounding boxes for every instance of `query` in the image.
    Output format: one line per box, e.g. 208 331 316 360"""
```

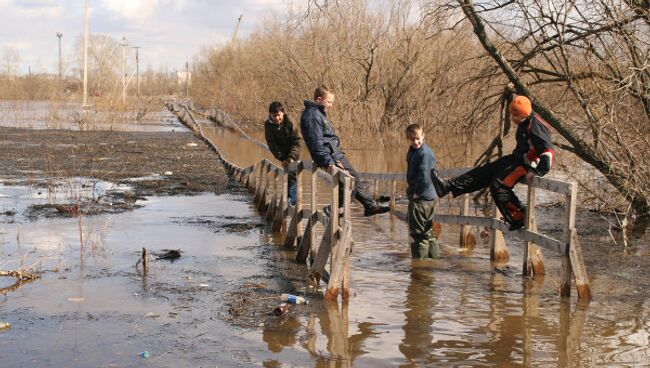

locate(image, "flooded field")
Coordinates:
1 102 649 367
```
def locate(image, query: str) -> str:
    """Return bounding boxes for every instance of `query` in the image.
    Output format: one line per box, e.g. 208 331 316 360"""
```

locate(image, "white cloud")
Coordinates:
101 0 185 20
0 0 283 74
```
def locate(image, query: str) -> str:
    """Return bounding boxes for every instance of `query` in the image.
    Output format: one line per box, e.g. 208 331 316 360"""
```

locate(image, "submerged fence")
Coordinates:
165 99 591 302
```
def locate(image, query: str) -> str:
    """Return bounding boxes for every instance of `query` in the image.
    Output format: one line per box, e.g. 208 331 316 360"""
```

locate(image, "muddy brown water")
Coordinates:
1 106 649 367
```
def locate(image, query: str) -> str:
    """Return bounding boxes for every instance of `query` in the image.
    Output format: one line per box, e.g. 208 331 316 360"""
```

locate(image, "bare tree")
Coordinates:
421 0 649 229
2 46 21 78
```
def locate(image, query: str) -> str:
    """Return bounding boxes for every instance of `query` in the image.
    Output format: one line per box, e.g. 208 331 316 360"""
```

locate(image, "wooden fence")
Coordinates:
165 99 592 301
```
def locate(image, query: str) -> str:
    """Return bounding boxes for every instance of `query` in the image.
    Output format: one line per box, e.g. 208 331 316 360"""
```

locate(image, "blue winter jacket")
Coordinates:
300 100 345 167
406 142 437 201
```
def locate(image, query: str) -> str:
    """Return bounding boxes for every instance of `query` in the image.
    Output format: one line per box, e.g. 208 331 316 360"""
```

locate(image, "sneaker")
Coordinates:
363 205 390 217
430 169 451 197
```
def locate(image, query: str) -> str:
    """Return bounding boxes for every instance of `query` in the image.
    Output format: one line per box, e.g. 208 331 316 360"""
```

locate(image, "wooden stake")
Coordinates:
325 220 352 302
523 184 537 276
460 193 475 249
561 183 577 298
569 229 592 300
342 176 352 302
309 164 318 260
490 200 509 262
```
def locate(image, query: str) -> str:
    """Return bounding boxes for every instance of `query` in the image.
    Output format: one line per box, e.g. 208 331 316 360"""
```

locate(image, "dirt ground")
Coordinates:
0 126 229 217
0 126 228 195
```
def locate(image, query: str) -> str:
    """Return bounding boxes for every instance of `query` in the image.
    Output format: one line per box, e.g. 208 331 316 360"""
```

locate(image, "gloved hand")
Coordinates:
534 155 551 176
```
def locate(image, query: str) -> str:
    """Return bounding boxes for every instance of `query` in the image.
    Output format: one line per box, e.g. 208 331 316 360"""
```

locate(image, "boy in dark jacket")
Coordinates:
406 123 440 259
432 95 555 230
300 85 389 217
264 101 302 205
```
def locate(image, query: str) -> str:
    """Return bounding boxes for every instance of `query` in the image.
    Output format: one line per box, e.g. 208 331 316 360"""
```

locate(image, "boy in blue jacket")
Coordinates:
300 85 389 217
406 123 440 259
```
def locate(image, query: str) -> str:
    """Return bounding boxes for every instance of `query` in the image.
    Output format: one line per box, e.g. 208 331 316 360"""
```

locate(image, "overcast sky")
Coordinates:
0 0 285 75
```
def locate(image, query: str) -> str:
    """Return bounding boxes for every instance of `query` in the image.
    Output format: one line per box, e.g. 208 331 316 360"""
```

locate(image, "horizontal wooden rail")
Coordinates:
166 99 591 303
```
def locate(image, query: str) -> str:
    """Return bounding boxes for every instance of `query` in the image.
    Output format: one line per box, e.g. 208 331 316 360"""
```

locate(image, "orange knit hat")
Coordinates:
509 96 532 117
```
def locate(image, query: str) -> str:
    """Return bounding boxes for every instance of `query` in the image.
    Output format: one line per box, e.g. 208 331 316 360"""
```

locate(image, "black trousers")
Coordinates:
449 155 527 225
334 156 377 209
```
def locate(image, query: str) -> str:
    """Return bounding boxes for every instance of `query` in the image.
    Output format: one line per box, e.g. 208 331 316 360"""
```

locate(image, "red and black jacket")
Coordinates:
513 113 554 169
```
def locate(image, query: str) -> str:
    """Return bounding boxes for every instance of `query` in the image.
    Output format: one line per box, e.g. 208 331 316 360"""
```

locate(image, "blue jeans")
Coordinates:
287 172 297 205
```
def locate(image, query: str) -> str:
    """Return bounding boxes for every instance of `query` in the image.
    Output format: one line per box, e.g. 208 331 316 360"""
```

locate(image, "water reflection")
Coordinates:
399 266 435 366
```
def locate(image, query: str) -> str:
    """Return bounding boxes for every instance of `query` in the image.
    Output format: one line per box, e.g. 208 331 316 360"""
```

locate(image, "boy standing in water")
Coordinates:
405 123 440 259
264 101 302 206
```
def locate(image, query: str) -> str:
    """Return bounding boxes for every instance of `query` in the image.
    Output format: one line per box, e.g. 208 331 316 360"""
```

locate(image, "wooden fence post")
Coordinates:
490 200 509 262
459 193 476 249
284 164 304 248
296 163 316 263
271 168 287 232
266 169 278 221
324 171 340 301
341 175 353 302
257 162 269 213
524 184 545 276
309 164 318 261
569 229 592 300
252 162 261 204
561 183 577 298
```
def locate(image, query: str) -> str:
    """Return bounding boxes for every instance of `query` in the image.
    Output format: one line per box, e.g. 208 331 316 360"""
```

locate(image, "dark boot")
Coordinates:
364 204 390 217
430 169 451 197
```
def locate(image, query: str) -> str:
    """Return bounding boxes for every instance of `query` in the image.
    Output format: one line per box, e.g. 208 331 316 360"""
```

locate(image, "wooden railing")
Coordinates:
165 99 592 301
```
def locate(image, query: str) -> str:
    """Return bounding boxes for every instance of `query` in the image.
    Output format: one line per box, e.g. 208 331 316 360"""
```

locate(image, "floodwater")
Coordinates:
1 106 649 367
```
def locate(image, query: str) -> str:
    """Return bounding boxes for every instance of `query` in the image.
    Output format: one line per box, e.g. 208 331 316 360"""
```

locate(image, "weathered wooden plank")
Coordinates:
436 214 493 228
283 208 302 248
295 214 312 263
310 219 333 278
309 165 318 260
272 172 288 232
490 201 509 262
325 220 352 302
569 229 592 300
561 183 577 298
341 176 352 302
295 168 304 243
459 194 475 249
529 176 573 195
523 185 536 276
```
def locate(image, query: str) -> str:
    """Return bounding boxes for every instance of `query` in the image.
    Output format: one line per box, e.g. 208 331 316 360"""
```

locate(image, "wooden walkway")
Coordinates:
165 99 592 302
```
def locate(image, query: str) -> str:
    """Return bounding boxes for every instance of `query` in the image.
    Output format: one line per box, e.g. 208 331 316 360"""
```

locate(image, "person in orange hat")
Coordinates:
431 95 554 230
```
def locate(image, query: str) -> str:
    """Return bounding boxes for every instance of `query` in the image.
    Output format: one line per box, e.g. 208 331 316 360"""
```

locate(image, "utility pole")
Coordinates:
232 14 243 44
120 37 129 103
56 32 63 96
132 46 141 96
82 0 89 108
185 60 189 98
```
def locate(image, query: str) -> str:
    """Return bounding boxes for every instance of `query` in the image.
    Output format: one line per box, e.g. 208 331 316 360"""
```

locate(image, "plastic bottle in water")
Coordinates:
280 293 308 305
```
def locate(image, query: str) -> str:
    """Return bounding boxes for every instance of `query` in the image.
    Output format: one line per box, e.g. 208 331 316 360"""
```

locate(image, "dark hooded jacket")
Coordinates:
513 112 555 167
264 115 302 162
300 100 345 167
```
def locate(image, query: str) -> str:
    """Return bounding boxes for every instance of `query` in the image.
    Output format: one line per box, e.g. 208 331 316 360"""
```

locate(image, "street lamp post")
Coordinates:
132 46 141 97
56 32 63 96
82 0 89 108
120 37 129 104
